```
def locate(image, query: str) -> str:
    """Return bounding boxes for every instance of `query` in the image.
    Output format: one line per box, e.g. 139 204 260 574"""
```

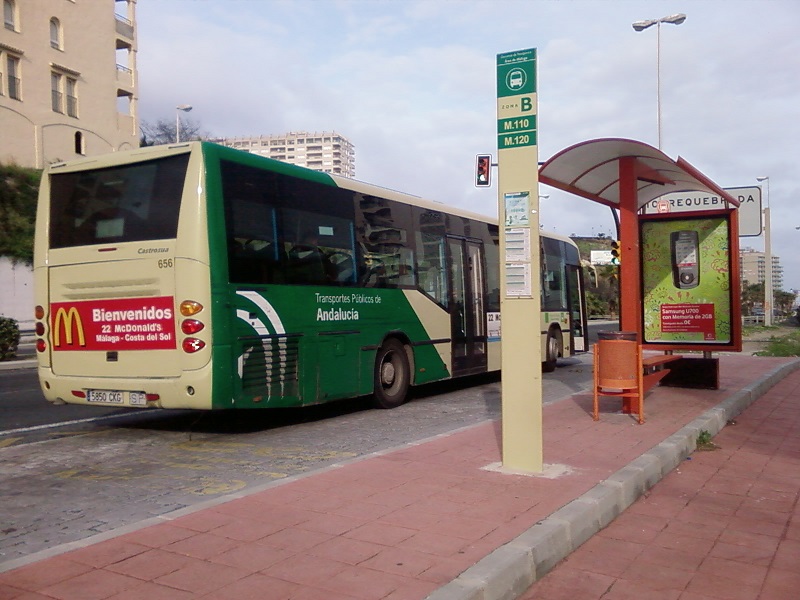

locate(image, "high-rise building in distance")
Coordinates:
213 131 355 178
740 247 784 291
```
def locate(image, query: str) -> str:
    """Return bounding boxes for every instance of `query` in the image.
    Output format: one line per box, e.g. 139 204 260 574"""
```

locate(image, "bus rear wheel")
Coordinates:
542 328 561 373
373 339 411 409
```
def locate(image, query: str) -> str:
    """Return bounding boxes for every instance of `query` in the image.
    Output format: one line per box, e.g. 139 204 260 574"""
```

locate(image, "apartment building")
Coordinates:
215 132 356 178
740 247 784 290
0 0 138 169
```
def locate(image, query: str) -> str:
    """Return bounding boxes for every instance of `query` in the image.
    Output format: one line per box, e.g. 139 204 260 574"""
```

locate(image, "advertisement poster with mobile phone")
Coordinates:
641 217 732 344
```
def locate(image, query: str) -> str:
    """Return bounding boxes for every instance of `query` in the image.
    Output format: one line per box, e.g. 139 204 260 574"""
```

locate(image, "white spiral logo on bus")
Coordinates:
235 291 288 396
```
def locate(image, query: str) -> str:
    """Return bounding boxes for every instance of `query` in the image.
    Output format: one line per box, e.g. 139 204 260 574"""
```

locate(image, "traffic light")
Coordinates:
610 240 621 264
475 154 491 187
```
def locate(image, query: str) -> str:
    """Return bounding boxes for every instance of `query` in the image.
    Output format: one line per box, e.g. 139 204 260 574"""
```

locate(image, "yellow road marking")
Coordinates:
54 468 136 481
177 477 247 495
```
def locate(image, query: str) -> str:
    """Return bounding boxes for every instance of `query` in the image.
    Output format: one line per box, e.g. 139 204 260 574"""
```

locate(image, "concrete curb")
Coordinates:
0 358 37 371
425 358 800 600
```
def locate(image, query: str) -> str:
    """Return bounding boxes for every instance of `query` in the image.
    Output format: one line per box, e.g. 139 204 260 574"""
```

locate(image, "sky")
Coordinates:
135 0 800 290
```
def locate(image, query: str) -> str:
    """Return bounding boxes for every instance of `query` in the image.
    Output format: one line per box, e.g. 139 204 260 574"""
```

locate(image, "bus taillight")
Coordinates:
35 305 47 352
182 337 205 353
180 300 203 316
181 319 204 334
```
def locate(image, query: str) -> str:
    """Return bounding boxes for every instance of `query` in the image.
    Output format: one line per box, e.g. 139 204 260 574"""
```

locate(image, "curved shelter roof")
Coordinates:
539 138 739 210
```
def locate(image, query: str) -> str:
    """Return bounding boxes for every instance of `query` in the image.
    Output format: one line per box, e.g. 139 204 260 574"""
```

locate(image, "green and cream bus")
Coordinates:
33 142 586 410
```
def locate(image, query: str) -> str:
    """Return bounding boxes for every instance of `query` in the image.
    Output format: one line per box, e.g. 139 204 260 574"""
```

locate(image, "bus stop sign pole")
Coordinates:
496 48 542 473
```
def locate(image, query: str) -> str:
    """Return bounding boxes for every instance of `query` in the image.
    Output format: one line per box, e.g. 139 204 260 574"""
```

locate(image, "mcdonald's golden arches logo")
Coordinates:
53 306 86 347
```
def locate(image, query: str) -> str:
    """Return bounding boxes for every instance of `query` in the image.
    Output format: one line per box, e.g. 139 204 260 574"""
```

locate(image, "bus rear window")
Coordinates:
49 154 189 248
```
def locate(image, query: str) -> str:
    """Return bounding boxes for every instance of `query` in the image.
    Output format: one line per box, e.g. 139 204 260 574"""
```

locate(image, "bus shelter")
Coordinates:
539 138 742 390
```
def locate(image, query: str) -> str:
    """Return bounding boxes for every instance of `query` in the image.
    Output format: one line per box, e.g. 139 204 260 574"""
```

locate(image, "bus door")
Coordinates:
448 237 487 376
566 264 588 352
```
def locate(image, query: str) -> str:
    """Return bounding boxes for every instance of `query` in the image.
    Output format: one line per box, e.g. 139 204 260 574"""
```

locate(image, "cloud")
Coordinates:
135 0 800 288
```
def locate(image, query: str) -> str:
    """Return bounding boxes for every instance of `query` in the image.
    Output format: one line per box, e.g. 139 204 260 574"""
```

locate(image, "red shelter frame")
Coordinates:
540 138 742 353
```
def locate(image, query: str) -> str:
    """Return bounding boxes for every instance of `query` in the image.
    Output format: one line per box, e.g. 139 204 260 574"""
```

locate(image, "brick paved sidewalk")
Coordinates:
521 369 800 600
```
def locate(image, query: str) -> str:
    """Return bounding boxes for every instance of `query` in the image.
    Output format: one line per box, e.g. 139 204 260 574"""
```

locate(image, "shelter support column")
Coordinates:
618 156 642 336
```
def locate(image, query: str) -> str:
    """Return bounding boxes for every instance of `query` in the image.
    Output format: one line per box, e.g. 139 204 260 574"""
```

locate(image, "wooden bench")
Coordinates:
642 354 682 394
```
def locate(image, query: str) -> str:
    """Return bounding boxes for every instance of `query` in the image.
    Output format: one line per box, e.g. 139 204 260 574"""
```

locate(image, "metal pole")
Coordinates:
764 185 772 326
656 21 662 150
633 15 685 149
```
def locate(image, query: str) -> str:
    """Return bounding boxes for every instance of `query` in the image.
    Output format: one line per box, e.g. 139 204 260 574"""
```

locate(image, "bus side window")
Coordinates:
361 252 386 287
229 238 285 284
329 250 357 284
393 248 416 287
281 209 357 286
356 195 414 289
286 230 340 285
541 237 568 311
414 225 448 307
254 241 287 284
416 263 447 305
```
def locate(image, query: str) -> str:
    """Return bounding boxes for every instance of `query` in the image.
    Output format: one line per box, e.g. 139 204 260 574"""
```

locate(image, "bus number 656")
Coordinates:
158 259 173 269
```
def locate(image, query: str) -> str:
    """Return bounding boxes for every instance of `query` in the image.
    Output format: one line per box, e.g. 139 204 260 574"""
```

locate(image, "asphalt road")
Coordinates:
0 323 613 567
0 361 596 567
0 368 139 433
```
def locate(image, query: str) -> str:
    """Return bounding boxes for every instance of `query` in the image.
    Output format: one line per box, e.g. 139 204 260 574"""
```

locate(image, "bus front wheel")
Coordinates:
542 328 561 373
373 339 411 409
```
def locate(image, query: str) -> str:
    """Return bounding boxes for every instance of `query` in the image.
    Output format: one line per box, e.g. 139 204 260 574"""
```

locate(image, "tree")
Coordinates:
585 290 606 317
0 163 40 264
740 281 763 316
140 117 207 147
774 290 795 316
572 236 623 317
591 264 619 317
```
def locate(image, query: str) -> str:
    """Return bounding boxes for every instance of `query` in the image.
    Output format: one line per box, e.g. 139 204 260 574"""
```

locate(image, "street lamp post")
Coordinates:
757 176 772 326
175 104 192 143
632 13 686 150
538 195 549 229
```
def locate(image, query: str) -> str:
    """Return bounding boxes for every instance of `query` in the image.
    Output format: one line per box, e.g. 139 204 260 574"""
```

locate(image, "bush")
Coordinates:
585 291 607 316
0 316 21 360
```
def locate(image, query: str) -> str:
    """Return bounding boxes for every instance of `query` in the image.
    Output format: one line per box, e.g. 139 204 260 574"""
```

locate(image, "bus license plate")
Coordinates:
87 389 124 404
129 391 146 407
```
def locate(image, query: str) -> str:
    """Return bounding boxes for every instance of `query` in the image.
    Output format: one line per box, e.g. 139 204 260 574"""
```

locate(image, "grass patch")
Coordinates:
754 330 800 357
696 429 720 451
742 325 779 337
